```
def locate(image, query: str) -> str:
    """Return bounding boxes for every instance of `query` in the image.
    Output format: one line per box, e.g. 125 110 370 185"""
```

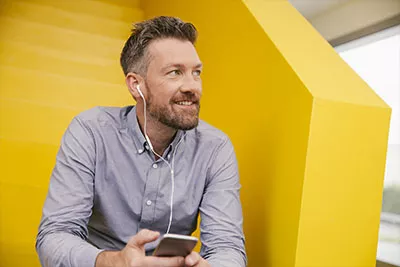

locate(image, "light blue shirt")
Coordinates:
36 106 246 267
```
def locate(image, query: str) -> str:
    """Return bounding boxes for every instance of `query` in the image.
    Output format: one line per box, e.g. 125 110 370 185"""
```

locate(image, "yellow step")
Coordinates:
0 137 57 186
96 0 141 9
0 39 118 66
0 40 124 85
0 16 127 60
0 65 132 110
0 180 48 267
0 1 140 40
3 0 142 23
0 98 134 145
0 97 83 145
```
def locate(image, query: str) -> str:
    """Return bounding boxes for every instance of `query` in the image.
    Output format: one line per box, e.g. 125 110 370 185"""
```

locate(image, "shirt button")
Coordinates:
138 149 143 154
146 200 152 206
152 163 158 169
167 154 171 160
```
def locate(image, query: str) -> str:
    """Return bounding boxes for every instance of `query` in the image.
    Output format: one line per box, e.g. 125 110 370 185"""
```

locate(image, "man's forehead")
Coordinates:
147 38 201 66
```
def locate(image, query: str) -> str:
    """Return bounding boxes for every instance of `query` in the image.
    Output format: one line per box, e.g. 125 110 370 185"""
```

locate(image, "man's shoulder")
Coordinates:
74 106 132 128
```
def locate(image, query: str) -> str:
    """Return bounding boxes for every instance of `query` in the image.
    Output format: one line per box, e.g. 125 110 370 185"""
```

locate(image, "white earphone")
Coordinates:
135 84 185 234
136 85 154 152
136 84 145 104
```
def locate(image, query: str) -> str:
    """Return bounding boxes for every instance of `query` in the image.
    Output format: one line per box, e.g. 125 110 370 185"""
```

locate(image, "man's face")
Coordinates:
143 38 203 131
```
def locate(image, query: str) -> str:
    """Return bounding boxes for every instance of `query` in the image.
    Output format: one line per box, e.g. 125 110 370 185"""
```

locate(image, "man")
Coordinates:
36 16 246 267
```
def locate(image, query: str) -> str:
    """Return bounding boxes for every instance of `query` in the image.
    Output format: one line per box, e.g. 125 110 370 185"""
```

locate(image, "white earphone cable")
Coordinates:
137 85 185 234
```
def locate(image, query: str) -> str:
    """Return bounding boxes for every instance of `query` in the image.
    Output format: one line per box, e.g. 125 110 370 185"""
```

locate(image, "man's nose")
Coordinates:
180 74 202 95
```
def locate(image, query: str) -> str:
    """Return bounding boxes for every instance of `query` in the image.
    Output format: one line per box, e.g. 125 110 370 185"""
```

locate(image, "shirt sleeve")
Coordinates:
35 116 102 267
199 136 247 267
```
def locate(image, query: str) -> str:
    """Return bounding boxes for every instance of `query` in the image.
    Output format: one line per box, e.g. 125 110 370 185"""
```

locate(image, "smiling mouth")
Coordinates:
175 101 194 106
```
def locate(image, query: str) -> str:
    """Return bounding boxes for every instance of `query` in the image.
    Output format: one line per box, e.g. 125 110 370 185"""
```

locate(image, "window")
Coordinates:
336 25 400 266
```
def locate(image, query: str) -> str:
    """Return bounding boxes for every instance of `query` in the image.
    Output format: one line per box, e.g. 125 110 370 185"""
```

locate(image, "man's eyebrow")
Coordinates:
161 63 203 72
161 64 184 72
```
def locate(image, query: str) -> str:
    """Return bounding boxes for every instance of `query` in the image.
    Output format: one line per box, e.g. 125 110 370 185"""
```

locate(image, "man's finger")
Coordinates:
185 251 201 266
145 256 185 267
127 229 160 248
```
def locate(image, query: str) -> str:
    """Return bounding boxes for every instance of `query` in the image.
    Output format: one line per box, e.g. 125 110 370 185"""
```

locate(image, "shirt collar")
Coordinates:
126 106 185 156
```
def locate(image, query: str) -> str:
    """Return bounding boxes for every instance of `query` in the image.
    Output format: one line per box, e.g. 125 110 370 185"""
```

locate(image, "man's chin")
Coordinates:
178 122 198 131
172 117 199 130
155 109 200 130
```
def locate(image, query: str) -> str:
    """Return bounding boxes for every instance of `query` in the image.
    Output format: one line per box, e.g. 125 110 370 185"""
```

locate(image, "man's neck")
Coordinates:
136 108 177 158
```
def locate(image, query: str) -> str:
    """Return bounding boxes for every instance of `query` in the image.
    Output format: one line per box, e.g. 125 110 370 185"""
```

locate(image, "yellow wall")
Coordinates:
0 0 142 265
143 0 391 266
0 0 391 266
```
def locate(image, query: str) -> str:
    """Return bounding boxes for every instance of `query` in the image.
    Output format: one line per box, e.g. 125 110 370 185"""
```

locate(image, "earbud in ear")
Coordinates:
136 85 145 100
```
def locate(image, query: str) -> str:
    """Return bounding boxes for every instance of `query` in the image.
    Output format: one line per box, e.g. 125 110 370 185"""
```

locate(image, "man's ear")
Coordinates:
125 72 142 100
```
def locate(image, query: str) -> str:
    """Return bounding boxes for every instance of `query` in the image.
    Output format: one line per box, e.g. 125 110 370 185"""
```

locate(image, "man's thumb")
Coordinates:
128 229 160 248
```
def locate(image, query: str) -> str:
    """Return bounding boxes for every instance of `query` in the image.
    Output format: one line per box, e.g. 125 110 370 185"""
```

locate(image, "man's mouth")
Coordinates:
176 101 194 106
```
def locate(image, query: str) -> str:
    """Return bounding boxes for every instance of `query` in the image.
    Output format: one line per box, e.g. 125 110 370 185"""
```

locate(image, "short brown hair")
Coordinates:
120 16 198 76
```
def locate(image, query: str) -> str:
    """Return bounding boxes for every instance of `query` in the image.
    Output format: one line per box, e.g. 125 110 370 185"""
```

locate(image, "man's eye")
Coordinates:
168 70 181 76
193 70 202 77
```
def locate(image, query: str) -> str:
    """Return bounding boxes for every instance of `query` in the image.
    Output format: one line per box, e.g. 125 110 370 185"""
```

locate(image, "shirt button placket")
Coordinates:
139 162 160 228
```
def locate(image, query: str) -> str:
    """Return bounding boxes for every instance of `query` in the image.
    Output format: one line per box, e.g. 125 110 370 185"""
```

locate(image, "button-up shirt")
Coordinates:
36 106 246 267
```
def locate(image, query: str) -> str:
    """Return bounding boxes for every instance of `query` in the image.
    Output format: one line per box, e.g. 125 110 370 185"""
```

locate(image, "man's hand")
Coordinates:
95 229 185 267
185 252 210 267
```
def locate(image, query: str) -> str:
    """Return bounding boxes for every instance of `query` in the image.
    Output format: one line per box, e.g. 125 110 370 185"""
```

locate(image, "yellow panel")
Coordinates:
242 1 391 266
142 1 391 266
142 1 313 266
1 0 133 39
295 99 390 267
243 0 388 108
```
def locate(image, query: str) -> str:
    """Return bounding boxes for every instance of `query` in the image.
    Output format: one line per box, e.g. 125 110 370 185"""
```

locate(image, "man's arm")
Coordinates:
36 116 102 267
199 136 247 267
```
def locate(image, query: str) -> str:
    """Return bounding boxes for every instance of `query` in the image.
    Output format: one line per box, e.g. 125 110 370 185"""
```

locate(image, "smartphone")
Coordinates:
153 233 198 257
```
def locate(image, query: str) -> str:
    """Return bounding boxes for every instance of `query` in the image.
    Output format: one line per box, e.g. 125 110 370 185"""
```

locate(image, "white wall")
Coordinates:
336 25 400 186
